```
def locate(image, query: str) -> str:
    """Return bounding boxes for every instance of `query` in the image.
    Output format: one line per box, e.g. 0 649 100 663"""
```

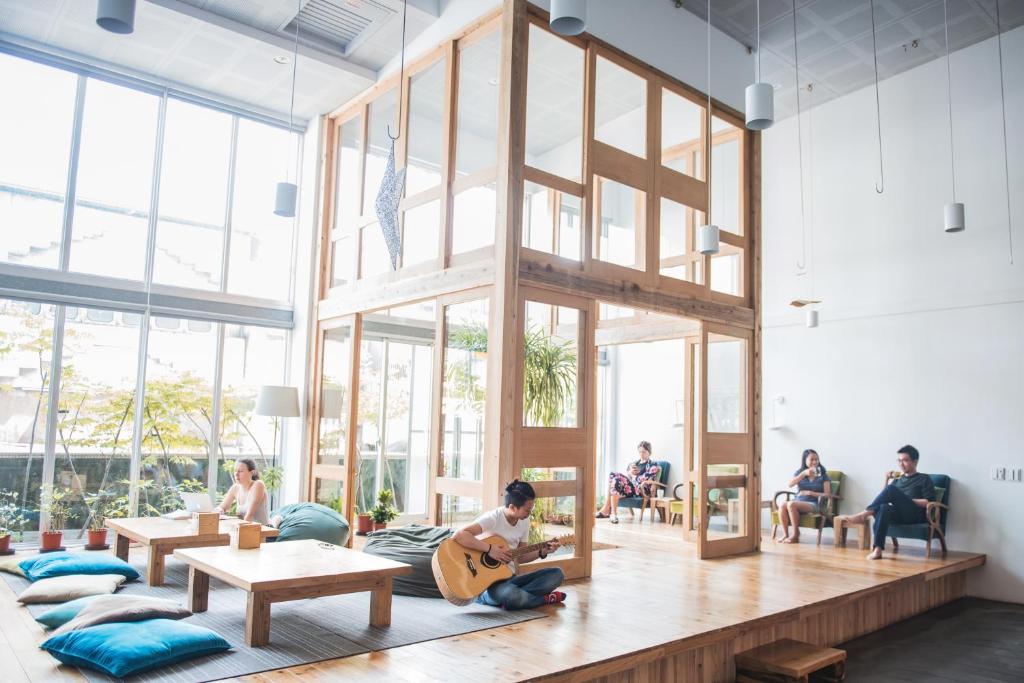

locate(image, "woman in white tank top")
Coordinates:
214 458 270 525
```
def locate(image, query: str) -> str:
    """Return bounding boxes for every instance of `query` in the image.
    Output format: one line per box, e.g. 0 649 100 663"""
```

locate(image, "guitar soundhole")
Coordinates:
480 552 501 569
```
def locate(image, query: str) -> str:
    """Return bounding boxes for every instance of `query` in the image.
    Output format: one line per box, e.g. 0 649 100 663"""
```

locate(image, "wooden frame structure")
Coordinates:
304 0 762 570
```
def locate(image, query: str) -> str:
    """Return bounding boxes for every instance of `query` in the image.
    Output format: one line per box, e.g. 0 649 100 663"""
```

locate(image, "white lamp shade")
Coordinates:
805 308 819 328
255 385 300 418
698 223 720 255
944 202 965 233
97 0 135 34
274 181 297 217
550 0 586 36
745 82 774 130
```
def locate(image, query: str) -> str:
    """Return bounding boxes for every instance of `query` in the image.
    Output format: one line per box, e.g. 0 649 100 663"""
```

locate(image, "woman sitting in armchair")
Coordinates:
596 440 660 524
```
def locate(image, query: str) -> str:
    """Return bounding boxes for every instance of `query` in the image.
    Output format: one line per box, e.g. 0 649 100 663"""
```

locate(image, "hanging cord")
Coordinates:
995 0 1014 265
756 0 761 82
285 0 300 180
807 83 815 299
869 0 884 193
943 0 957 203
706 0 712 223
793 0 807 273
387 0 409 140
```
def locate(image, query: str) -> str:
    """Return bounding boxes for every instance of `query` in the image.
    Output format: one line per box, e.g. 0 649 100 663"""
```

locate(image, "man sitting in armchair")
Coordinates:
845 444 936 560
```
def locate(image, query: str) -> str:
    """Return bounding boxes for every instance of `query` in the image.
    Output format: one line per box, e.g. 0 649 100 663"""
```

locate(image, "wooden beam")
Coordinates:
524 165 585 197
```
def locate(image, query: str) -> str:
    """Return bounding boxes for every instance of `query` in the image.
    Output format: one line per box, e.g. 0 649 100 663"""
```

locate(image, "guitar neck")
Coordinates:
508 536 571 559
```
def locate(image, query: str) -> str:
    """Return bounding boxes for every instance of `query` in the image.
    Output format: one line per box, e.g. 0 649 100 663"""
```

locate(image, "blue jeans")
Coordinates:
476 567 564 610
867 485 927 549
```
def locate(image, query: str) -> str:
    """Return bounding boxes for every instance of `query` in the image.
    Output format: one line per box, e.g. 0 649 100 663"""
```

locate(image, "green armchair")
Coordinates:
885 471 950 558
770 469 844 545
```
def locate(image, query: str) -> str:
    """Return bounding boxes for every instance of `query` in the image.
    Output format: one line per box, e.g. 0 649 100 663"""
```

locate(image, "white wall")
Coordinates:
762 27 1024 603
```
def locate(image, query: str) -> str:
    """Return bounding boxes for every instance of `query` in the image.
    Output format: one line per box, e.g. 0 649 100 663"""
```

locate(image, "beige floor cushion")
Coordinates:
0 556 26 577
52 594 191 636
17 573 127 604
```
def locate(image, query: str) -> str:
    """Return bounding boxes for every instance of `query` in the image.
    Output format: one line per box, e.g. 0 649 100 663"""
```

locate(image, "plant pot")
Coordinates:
356 514 373 535
41 531 63 551
0 534 10 552
87 529 108 547
371 522 387 532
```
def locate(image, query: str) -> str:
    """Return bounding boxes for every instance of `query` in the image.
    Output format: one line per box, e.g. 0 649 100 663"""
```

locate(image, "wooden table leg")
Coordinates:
245 592 271 647
188 567 210 613
833 517 846 547
858 520 871 550
146 546 166 586
370 576 393 627
114 533 130 561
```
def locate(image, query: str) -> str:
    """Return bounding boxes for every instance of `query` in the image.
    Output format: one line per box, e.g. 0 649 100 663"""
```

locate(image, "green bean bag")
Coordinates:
363 525 453 598
273 503 350 546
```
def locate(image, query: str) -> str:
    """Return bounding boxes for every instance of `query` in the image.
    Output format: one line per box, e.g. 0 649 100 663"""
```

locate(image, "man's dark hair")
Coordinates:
504 479 536 508
897 444 920 462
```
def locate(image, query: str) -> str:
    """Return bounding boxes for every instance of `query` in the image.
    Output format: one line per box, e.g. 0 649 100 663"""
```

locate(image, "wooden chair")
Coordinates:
883 471 950 558
614 461 670 522
770 470 844 545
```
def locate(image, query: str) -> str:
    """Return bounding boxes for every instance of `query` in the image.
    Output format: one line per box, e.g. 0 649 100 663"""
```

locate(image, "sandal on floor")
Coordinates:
610 516 619 524
595 512 609 519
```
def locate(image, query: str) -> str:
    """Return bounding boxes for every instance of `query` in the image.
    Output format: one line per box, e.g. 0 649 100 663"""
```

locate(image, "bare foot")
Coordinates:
782 535 798 544
847 511 870 524
867 548 883 560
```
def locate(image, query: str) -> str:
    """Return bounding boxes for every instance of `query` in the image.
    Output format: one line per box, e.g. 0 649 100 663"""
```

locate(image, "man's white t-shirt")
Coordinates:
473 507 529 550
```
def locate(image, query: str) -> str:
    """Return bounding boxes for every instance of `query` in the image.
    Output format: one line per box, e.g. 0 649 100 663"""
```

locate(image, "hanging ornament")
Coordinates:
375 0 409 270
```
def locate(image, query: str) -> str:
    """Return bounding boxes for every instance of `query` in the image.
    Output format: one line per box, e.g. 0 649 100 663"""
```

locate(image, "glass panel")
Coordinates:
319 323 353 467
363 88 398 215
706 463 746 539
227 119 295 301
219 325 288 503
710 249 742 296
711 116 742 236
330 236 353 288
334 115 361 231
529 496 576 549
526 25 583 181
596 177 644 270
595 56 646 158
522 181 554 253
0 53 76 270
523 302 578 428
662 89 703 178
660 197 701 283
69 79 158 281
406 59 446 195
451 183 496 254
440 494 482 526
456 31 500 176
401 200 440 267
153 99 232 291
140 316 218 516
355 336 382 514
0 299 57 541
54 306 140 538
442 298 488 480
315 479 345 516
360 222 389 278
558 194 582 261
707 337 746 433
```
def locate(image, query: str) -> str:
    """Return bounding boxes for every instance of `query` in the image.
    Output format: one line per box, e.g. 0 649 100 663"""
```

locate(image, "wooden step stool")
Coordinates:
833 515 871 550
735 638 846 683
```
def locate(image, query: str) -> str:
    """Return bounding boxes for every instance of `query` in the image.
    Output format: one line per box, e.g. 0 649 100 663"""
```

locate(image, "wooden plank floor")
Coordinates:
0 519 985 683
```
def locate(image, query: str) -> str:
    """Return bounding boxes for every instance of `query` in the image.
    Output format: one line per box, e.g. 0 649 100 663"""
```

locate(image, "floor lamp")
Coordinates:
255 385 300 507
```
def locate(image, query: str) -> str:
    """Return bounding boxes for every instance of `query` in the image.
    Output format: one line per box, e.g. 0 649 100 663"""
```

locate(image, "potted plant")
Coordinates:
0 490 27 554
40 486 74 552
369 489 399 531
84 491 114 548
355 504 373 536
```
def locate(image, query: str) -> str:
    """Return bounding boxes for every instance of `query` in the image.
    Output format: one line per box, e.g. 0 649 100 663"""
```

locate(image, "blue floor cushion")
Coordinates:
19 551 140 582
41 618 231 678
274 502 350 546
35 595 104 629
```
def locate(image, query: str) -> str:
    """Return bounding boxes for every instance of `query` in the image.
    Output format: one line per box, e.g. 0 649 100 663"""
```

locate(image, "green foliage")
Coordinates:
0 490 27 536
83 491 115 531
523 327 577 427
369 488 399 524
42 486 76 532
261 466 283 493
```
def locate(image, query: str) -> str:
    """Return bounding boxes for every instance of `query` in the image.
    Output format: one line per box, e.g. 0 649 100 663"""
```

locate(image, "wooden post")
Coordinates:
187 566 210 613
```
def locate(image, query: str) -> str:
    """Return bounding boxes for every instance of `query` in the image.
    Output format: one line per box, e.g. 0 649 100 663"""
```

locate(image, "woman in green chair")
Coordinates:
779 449 831 543
596 440 660 524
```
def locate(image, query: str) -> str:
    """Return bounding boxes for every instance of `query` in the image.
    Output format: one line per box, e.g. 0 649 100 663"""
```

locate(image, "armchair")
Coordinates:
614 461 670 522
770 470 844 545
884 471 950 558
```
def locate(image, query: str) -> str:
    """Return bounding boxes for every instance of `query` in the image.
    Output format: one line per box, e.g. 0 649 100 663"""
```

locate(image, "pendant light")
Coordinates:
274 0 302 218
96 0 135 35
550 0 587 36
745 0 774 130
941 0 964 233
698 0 719 256
995 0 1014 264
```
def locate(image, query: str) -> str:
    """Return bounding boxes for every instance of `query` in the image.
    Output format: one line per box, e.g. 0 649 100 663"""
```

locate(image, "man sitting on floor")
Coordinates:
845 444 936 561
451 480 567 610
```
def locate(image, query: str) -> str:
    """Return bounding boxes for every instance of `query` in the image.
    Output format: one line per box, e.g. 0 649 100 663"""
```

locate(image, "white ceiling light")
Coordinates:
96 0 135 35
698 0 719 256
941 0 964 233
550 0 586 36
275 0 302 218
745 0 774 130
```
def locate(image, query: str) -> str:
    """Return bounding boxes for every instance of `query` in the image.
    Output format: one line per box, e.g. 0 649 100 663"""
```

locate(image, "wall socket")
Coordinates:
992 467 1023 482
1011 468 1024 482
992 467 1007 481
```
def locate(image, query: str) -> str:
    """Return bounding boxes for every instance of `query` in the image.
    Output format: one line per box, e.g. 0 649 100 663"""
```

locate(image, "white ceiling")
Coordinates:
682 0 1024 118
0 0 439 124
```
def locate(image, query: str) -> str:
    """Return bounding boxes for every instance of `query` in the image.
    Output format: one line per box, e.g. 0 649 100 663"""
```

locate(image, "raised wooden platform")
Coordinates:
0 519 984 683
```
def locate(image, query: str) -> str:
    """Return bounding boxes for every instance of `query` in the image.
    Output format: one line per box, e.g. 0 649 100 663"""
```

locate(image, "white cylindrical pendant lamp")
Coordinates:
745 82 774 130
96 0 136 34
274 181 297 218
806 309 819 328
944 202 965 233
550 0 586 36
698 223 720 255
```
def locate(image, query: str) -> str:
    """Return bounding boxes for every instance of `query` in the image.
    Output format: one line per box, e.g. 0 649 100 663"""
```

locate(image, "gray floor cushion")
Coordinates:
363 525 453 598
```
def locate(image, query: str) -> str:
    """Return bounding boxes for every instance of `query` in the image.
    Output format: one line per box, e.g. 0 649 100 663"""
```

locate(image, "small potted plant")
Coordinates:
355 504 373 535
84 491 114 549
0 490 27 555
40 486 74 552
369 489 399 532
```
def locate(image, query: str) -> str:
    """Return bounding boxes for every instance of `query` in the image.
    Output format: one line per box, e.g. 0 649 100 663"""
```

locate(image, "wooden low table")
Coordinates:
735 638 846 682
833 515 871 550
174 539 413 647
107 517 279 586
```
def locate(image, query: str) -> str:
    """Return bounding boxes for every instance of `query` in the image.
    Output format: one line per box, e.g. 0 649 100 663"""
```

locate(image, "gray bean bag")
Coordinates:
273 503 350 546
362 524 453 598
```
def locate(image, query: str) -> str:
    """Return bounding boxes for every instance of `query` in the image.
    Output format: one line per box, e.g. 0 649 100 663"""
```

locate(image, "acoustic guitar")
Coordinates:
432 533 576 605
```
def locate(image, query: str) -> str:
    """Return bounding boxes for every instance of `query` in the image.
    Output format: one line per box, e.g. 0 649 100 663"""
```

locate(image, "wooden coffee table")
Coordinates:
107 517 279 586
174 539 413 647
